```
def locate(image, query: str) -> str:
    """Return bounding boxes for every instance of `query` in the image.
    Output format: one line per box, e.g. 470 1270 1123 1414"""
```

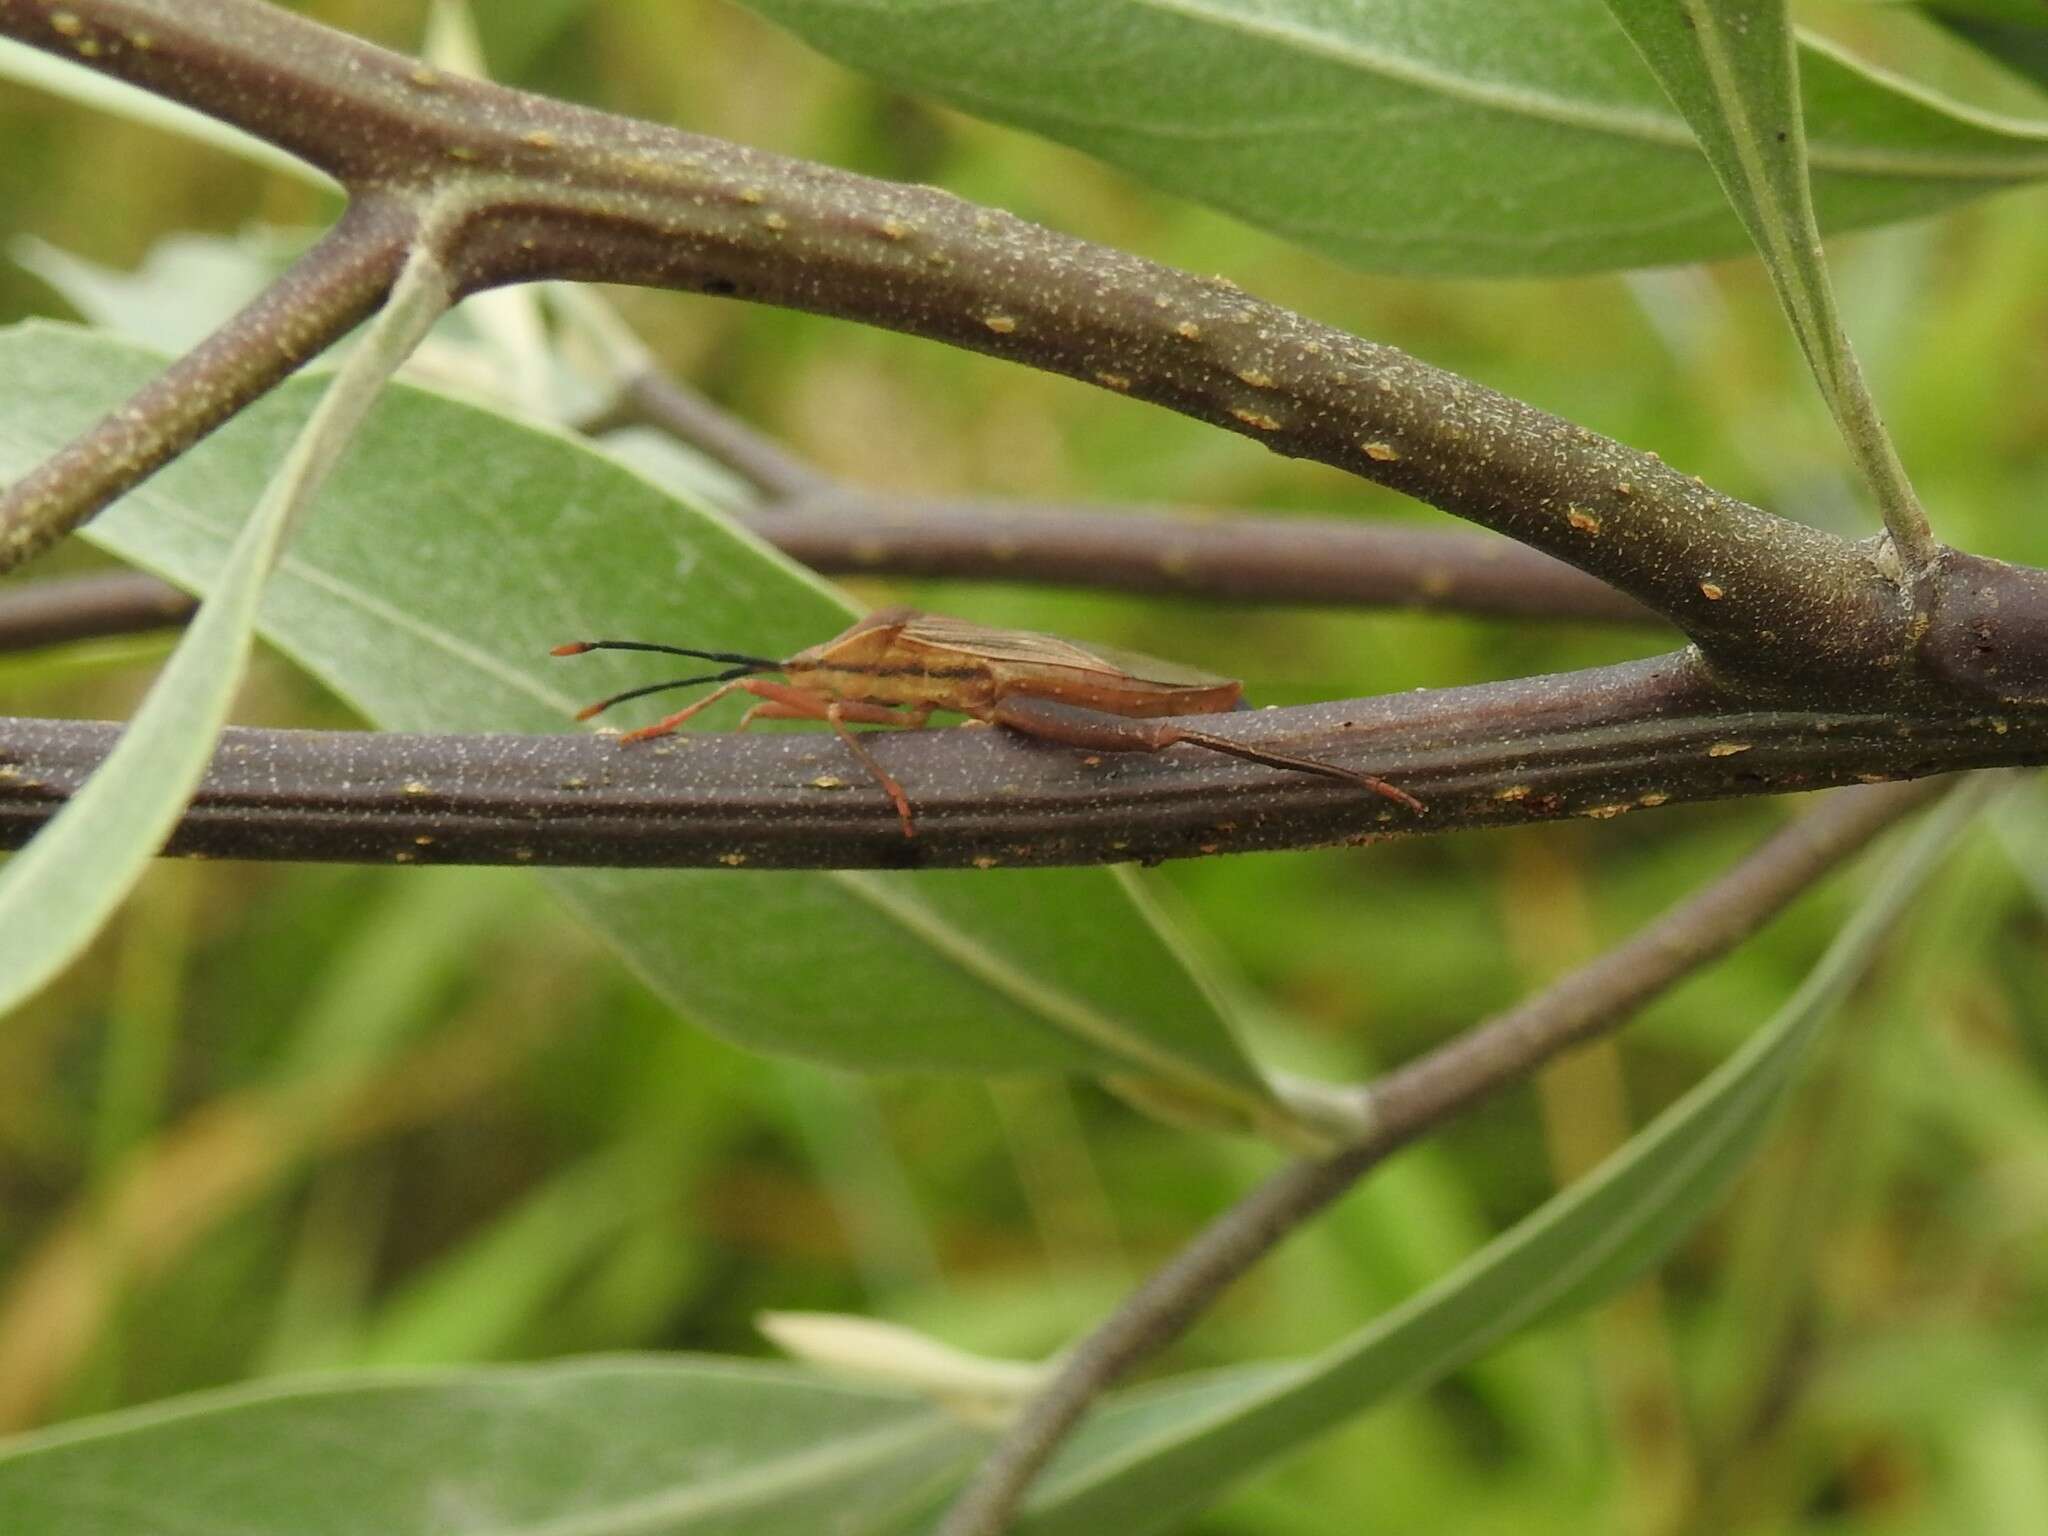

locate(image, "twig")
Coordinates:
932 775 1950 1535
0 195 412 570
0 507 1653 655
0 658 2033 868
0 570 196 649
610 368 1655 621
750 497 1661 623
617 367 830 503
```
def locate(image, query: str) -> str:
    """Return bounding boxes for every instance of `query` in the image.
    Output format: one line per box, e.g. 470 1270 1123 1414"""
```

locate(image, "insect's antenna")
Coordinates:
569 663 760 721
552 639 778 669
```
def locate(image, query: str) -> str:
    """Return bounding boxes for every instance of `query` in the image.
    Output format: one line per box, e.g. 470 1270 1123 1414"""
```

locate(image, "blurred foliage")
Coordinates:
1 2 2046 1532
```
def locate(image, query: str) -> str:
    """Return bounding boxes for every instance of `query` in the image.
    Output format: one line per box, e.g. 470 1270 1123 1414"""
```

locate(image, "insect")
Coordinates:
554 607 1422 839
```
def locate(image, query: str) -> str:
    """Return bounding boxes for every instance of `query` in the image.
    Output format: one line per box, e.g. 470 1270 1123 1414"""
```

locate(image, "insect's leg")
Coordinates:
987 696 1423 814
615 679 754 744
826 701 919 840
713 683 919 835
737 693 915 729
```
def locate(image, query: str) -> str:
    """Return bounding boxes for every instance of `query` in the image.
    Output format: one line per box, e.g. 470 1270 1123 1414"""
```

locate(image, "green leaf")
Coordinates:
736 0 2048 277
0 323 1279 1132
1602 0 1930 557
1017 780 1993 1534
0 1360 981 1535
0 269 449 1021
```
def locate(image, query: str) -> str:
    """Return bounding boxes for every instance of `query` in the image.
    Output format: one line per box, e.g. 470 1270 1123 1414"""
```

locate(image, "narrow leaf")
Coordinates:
0 265 449 1019
1602 0 1933 563
0 1360 981 1535
1018 779 1995 1534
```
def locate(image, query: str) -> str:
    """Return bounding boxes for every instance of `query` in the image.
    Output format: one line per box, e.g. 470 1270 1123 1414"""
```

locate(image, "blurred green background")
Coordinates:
2 2 2047 1531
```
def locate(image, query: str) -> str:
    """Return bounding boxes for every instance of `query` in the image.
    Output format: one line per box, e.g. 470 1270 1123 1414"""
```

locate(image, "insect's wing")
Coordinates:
897 615 1241 714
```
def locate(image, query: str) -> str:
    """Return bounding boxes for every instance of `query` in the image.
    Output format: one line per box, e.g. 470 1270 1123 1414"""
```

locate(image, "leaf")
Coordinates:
1602 0 1930 556
13 231 299 355
1015 779 1993 1534
0 323 1279 1131
0 1359 981 1535
0 268 449 1021
735 0 2048 277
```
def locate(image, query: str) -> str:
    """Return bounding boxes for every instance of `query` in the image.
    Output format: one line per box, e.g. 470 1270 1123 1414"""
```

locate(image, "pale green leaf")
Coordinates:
1017 780 1993 1534
0 1360 980 1535
0 269 448 1019
737 0 2048 277
1602 0 1931 556
0 324 1278 1130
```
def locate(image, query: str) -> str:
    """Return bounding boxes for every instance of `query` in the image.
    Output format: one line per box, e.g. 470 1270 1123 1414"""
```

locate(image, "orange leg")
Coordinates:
622 678 929 838
615 678 756 743
987 695 1424 814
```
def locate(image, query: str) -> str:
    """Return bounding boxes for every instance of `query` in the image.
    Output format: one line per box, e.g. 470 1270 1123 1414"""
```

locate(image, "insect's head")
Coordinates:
550 638 780 721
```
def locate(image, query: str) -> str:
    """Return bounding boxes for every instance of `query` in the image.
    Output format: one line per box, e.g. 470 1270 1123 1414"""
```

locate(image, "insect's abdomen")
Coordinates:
794 664 997 713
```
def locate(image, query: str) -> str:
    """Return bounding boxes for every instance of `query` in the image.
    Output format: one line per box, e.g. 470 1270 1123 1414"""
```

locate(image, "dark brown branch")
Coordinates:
0 194 413 571
0 657 2030 868
752 497 1662 623
0 571 196 649
0 506 1654 657
0 0 1909 688
616 367 831 503
608 366 1659 623
608 364 1661 621
934 776 1950 1535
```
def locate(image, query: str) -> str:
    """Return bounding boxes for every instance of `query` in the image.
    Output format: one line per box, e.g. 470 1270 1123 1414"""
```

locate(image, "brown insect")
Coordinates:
554 607 1422 839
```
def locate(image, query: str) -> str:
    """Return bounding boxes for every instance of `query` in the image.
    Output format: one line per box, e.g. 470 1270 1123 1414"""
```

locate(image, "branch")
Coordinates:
615 363 1660 623
0 0 1909 688
0 194 412 570
613 366 831 503
933 775 1950 1536
0 570 195 649
0 654 2031 868
751 497 1662 623
0 504 1655 656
